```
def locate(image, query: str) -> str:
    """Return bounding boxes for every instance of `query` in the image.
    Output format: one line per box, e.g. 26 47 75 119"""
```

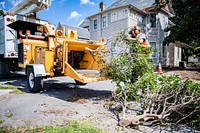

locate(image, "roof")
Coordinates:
78 19 89 28
87 0 156 19
79 0 173 29
107 0 156 10
88 4 147 19
142 6 174 17
175 41 190 49
57 23 90 40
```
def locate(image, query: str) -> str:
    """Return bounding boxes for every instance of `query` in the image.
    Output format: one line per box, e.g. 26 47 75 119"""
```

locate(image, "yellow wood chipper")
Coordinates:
8 20 106 92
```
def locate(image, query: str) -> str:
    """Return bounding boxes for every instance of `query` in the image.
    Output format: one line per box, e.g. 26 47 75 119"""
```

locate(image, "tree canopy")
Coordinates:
163 0 200 57
0 9 4 16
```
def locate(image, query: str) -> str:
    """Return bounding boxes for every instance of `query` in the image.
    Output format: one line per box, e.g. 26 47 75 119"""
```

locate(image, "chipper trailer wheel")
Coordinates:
27 68 43 92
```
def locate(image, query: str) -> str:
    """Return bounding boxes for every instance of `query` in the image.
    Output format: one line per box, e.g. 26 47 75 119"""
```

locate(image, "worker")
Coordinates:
128 26 149 46
128 25 151 55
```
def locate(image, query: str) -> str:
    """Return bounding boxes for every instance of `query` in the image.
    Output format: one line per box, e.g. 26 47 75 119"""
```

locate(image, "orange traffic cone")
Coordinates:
158 62 163 74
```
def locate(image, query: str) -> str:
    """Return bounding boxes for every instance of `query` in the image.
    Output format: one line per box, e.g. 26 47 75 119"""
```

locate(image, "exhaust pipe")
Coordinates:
19 29 46 40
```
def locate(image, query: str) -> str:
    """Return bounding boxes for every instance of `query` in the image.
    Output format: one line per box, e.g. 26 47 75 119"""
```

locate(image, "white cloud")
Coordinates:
80 0 95 5
68 11 82 20
9 0 22 6
0 2 5 9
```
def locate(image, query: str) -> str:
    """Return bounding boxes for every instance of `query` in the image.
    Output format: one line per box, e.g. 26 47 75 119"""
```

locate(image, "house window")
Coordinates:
162 15 167 29
117 12 122 20
135 14 138 20
150 13 156 28
138 15 142 22
102 16 107 28
130 12 134 18
150 42 156 57
93 19 97 30
111 13 117 22
111 9 127 22
124 9 127 14
123 9 127 18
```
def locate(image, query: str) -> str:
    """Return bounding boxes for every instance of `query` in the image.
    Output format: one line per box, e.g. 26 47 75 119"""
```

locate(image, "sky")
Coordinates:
0 0 116 27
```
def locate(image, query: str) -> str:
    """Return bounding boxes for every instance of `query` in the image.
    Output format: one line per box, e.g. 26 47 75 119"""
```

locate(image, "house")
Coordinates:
57 22 90 40
166 42 189 67
79 0 175 65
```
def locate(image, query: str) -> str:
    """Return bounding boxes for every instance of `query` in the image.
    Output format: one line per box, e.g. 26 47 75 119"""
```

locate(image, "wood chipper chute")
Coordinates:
55 28 107 85
8 20 107 92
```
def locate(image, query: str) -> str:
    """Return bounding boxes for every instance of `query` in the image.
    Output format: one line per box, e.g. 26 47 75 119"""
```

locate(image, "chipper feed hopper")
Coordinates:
8 20 106 92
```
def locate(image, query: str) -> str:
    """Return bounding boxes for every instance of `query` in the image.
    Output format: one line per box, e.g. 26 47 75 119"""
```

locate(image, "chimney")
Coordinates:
100 2 106 12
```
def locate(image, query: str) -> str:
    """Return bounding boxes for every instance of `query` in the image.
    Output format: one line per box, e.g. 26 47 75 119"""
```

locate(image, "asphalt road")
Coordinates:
0 73 119 132
0 72 115 98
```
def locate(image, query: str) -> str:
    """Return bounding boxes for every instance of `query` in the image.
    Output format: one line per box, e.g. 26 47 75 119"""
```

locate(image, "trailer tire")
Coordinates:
27 68 43 92
74 80 87 85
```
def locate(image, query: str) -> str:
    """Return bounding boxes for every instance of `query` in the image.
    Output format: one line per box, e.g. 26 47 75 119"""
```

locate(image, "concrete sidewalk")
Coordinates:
0 90 13 97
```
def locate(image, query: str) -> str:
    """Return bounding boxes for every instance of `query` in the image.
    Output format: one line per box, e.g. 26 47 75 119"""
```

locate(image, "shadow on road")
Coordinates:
1 73 112 102
43 81 112 101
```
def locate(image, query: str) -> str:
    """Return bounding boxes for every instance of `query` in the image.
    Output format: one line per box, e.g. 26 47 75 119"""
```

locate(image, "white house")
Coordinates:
79 0 175 65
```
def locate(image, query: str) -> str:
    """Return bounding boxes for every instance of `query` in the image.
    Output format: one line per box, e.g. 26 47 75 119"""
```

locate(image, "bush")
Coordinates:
102 30 154 98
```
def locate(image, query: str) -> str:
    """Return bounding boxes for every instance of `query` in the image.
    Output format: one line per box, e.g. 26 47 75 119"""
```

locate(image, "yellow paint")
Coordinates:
64 62 84 83
62 42 68 73
67 30 78 40
79 50 99 69
19 27 106 83
22 39 48 65
64 62 107 83
44 51 54 73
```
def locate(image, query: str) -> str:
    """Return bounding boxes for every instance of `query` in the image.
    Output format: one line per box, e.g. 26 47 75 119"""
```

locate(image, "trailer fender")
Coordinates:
26 64 46 77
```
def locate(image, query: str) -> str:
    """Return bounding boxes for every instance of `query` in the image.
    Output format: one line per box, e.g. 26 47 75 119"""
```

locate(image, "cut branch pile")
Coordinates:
118 74 200 128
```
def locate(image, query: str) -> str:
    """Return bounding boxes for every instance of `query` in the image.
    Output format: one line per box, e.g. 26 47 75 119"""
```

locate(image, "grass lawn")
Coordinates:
0 121 102 133
0 85 24 94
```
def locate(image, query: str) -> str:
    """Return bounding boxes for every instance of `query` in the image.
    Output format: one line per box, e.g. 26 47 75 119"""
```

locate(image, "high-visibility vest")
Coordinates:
141 40 150 47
